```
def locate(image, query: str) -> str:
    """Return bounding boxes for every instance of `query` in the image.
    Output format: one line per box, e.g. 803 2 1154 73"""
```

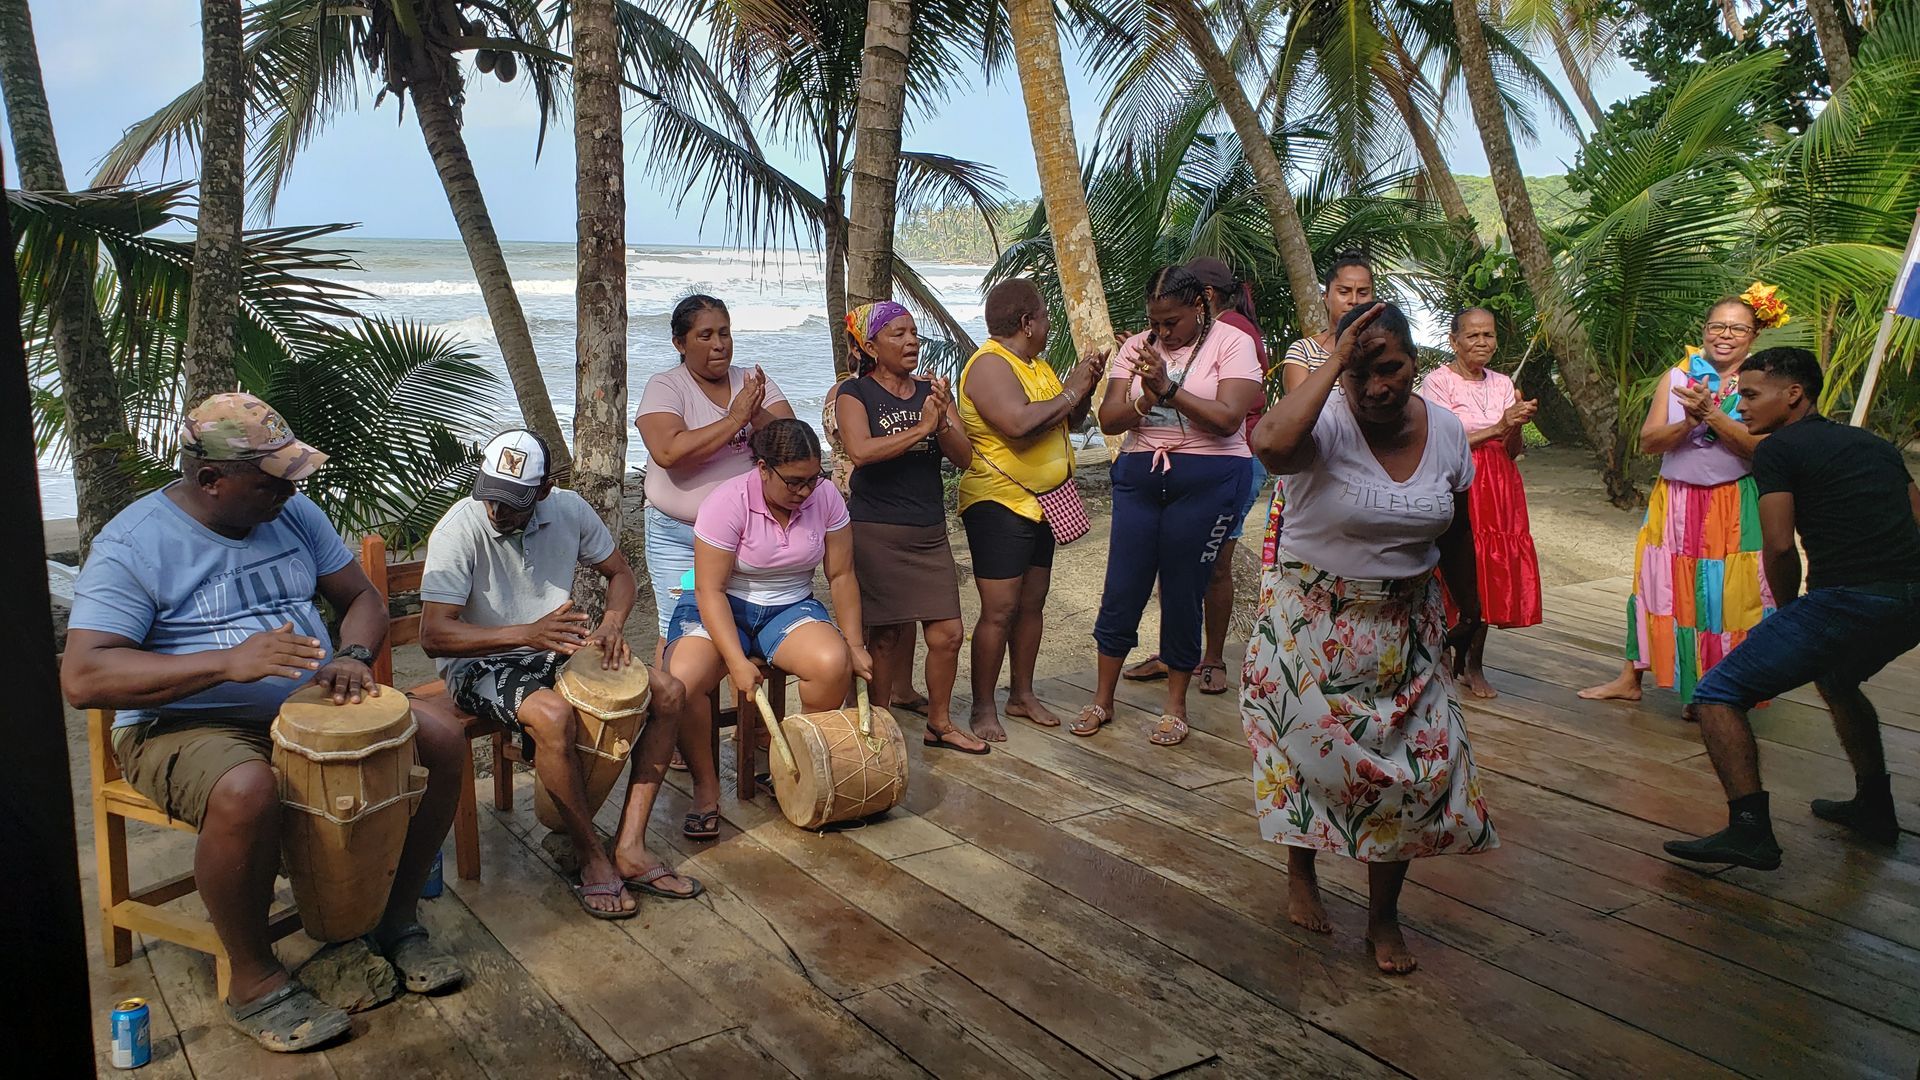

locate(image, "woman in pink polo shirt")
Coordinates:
661 419 874 838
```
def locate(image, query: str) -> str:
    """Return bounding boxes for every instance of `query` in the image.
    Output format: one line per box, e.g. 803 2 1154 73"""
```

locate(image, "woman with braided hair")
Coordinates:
1073 265 1263 745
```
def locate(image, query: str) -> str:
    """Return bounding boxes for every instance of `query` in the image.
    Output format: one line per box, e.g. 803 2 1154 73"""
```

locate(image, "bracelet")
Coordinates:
1133 393 1152 416
1157 384 1178 406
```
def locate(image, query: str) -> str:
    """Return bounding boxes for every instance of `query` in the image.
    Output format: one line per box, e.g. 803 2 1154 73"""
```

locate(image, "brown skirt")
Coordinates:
852 520 962 626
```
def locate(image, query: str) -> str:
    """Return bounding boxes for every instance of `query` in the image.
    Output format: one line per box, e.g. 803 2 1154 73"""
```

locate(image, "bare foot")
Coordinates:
1006 694 1062 729
1459 667 1498 699
926 725 990 753
1577 670 1643 702
1288 871 1333 934
1367 920 1418 974
969 700 1009 743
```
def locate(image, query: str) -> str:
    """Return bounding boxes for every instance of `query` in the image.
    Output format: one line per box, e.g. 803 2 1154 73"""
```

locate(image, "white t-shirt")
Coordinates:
1277 398 1474 579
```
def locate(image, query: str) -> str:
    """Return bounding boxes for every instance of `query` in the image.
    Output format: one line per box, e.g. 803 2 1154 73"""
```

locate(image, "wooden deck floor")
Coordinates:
72 576 1920 1078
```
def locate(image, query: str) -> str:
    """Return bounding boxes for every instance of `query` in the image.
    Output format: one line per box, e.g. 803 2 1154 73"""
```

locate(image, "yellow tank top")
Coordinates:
956 339 1071 521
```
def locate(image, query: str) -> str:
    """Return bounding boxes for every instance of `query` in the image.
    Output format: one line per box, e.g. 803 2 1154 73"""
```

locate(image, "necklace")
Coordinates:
1451 362 1501 418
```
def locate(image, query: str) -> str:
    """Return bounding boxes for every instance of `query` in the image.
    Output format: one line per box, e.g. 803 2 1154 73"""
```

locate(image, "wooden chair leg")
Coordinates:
96 810 132 968
491 731 513 812
215 954 233 1004
734 685 755 802
454 748 481 881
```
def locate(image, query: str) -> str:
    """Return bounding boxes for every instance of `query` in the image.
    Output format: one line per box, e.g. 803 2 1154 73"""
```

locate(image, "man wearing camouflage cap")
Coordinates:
63 393 469 1053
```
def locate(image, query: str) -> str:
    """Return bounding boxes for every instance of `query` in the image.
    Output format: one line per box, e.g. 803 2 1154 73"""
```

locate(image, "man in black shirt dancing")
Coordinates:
1665 348 1919 870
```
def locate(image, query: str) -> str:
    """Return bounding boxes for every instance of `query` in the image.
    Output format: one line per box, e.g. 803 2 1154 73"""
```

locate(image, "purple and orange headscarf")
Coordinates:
845 301 911 374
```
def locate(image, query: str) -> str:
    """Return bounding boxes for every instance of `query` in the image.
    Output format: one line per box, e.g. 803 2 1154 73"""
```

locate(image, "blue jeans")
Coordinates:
1692 582 1920 710
1227 456 1269 542
665 592 833 661
643 505 697 639
1093 452 1252 670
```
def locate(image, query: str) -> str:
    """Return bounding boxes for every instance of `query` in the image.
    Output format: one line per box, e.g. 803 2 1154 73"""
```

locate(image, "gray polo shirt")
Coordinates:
419 491 617 676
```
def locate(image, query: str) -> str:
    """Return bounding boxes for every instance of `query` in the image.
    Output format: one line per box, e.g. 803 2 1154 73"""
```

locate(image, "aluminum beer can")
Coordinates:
421 849 445 898
110 998 151 1069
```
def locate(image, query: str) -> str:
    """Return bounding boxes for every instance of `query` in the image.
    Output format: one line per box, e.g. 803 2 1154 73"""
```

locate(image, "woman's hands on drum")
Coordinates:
525 600 592 656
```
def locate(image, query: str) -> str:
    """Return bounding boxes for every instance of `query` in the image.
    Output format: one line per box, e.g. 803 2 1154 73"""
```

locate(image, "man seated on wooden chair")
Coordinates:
61 393 468 1054
418 429 698 920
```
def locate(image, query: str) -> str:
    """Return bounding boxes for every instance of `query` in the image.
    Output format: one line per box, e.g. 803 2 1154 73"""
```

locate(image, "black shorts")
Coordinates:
962 500 1057 581
448 651 565 758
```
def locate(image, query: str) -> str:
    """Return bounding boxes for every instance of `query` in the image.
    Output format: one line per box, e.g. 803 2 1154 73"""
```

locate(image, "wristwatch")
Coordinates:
337 643 375 665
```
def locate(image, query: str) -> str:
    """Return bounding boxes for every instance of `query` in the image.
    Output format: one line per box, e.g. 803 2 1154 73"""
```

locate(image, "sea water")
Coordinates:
34 238 992 519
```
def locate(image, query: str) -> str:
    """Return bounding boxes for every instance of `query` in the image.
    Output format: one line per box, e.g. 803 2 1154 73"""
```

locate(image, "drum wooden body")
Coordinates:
759 680 908 830
533 648 653 831
271 684 426 942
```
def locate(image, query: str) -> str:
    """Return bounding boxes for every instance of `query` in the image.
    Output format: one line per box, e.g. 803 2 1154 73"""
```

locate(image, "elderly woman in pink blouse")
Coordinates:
1418 307 1542 698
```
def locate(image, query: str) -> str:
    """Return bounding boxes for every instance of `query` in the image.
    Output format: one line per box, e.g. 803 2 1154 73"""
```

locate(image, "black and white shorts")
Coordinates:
448 651 566 758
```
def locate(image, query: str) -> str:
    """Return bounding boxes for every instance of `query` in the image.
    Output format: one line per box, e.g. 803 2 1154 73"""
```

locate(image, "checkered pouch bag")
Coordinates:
981 427 1090 545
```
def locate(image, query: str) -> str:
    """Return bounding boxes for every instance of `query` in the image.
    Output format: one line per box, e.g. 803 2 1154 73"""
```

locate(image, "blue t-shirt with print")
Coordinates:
68 487 353 728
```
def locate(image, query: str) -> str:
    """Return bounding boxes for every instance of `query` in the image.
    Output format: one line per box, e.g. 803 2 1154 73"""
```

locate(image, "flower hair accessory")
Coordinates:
1740 281 1790 330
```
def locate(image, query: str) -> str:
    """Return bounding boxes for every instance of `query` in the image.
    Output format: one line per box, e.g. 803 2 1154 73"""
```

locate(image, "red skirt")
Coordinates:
1450 443 1542 628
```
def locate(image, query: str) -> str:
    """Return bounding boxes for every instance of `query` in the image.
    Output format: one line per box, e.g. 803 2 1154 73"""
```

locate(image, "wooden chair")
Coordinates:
717 665 787 802
88 711 302 1001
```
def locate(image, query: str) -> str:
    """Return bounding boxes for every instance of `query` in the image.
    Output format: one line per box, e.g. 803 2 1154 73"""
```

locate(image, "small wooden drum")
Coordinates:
533 645 653 831
271 684 427 942
758 678 908 830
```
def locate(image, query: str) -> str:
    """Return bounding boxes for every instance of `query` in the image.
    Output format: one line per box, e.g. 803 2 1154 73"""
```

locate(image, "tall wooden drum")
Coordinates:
758 679 908 830
533 646 653 831
271 684 427 942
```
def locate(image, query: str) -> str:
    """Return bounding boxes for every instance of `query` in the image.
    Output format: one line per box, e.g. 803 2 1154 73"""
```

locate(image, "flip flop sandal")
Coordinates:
370 923 464 994
1069 704 1109 737
923 728 991 755
225 980 351 1053
1196 662 1231 696
625 864 705 900
1149 715 1190 746
572 879 638 920
683 808 721 839
893 695 931 715
669 749 689 772
1122 655 1170 682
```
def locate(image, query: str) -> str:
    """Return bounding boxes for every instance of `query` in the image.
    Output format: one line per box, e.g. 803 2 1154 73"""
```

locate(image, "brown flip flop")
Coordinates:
1149 715 1190 746
1070 704 1109 737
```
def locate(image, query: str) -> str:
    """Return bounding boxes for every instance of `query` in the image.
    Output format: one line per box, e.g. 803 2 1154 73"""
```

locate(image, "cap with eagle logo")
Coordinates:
472 429 552 510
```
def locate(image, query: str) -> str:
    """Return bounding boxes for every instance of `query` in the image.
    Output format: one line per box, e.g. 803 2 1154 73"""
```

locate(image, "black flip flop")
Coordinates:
625 864 705 900
923 729 990 755
683 808 720 840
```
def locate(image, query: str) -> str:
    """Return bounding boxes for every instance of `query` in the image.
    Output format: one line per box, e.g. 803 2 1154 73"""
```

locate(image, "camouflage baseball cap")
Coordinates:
180 393 329 481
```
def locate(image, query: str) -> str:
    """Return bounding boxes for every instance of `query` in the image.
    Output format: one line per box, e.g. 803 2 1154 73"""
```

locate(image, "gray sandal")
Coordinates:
225 980 351 1053
370 923 464 994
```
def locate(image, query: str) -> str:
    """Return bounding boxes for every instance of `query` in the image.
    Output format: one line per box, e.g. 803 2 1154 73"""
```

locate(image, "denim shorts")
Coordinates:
643 505 698 639
665 592 833 662
1691 582 1920 710
1227 456 1269 542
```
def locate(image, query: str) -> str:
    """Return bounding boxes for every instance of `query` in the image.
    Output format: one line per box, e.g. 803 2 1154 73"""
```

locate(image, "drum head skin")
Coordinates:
556 647 653 721
274 683 412 755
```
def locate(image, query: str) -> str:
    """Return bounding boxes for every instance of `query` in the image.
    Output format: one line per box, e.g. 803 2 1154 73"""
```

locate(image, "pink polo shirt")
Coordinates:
1110 326 1262 459
693 470 851 606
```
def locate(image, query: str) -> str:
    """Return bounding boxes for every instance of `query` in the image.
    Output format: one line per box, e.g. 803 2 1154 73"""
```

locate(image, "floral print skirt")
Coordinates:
1240 554 1498 862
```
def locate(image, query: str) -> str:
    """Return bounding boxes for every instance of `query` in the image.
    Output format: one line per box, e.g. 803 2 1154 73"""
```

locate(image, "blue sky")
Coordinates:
5 0 1647 245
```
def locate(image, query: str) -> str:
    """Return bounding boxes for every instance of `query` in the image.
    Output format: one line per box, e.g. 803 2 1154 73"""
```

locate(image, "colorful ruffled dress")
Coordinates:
1626 351 1775 702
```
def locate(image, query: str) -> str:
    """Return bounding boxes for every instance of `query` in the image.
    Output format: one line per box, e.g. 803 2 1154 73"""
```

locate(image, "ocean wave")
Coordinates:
360 278 578 298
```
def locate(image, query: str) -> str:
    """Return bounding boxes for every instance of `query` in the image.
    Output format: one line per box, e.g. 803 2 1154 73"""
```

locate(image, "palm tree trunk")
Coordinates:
1806 0 1854 93
1382 65 1473 230
411 66 571 474
571 0 624 618
1159 0 1324 335
1450 0 1632 505
1003 0 1116 364
0 0 132 551
181 0 245 408
826 197 853 378
1717 0 1745 42
1551 24 1605 128
846 0 912 309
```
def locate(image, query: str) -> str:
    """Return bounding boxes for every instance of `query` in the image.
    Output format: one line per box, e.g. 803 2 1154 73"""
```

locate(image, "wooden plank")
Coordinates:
913 710 1121 822
1047 670 1254 777
1022 676 1241 790
629 1028 795 1080
143 938 339 1080
414 889 625 1078
844 973 1112 1080
706 786 1215 1080
447 812 726 1063
89 947 194 1079
317 991 489 1080
1305 987 1582 1080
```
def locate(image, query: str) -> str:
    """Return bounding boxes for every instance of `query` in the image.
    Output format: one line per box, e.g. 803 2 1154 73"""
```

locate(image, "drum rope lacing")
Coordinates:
272 722 427 825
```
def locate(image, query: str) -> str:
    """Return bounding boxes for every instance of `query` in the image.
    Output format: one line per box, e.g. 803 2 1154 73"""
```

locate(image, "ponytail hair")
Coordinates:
1143 264 1214 353
671 294 729 347
1324 251 1374 290
749 418 822 469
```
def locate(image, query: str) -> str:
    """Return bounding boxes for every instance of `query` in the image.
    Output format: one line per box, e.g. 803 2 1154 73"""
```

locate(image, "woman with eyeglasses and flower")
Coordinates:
661 419 874 837
1580 286 1788 712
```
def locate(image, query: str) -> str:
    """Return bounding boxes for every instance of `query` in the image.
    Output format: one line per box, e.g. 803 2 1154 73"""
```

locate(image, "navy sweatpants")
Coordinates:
1093 451 1252 670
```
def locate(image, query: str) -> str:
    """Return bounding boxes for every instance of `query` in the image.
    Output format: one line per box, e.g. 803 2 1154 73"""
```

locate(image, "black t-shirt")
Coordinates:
1751 414 1920 590
836 375 944 527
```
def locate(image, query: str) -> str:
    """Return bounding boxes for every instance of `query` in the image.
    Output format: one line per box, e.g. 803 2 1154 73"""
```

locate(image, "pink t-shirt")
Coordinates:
693 470 850 606
637 364 789 523
1110 325 1263 457
1420 365 1516 433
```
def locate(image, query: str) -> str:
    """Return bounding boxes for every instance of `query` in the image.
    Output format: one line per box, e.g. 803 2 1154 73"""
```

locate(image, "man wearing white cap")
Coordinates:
63 393 469 1053
419 429 697 919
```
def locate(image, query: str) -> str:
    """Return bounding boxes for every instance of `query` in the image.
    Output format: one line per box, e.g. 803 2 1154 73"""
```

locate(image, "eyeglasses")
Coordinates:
772 469 828 492
1705 321 1757 338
